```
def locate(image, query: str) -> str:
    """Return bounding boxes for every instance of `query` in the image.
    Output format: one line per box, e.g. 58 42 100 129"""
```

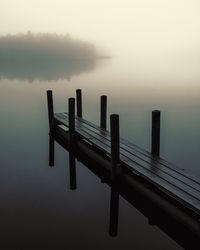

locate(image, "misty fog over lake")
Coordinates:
1 0 200 249
0 33 97 81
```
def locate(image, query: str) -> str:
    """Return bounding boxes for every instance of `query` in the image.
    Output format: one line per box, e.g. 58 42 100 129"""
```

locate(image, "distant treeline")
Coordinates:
0 32 96 60
0 33 97 81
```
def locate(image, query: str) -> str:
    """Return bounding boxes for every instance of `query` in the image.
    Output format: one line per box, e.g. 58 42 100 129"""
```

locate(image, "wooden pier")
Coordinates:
47 89 200 248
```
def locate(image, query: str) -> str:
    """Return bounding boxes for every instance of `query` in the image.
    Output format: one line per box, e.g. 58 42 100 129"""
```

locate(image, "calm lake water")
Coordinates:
1 55 200 249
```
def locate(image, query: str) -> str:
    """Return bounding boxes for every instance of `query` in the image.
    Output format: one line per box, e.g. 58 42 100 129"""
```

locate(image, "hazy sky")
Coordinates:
1 0 200 56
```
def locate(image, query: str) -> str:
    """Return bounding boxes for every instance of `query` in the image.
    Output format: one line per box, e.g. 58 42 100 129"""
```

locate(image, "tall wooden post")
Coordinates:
151 110 161 157
47 90 54 133
110 114 120 236
47 90 55 166
68 98 76 190
76 89 82 118
110 114 120 181
100 95 107 130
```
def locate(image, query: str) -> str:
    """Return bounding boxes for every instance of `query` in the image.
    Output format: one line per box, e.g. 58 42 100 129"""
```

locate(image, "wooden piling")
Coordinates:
68 97 76 190
76 89 82 118
47 90 54 133
69 98 75 138
47 90 55 166
100 95 107 129
109 113 120 236
151 110 161 157
110 114 120 180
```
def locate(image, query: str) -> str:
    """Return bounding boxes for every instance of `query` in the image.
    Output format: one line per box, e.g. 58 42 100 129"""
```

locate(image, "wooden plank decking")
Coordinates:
54 112 200 216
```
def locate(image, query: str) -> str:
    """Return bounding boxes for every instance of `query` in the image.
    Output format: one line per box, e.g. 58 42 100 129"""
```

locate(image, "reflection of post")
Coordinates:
49 134 55 167
47 90 55 167
109 184 119 237
68 98 77 190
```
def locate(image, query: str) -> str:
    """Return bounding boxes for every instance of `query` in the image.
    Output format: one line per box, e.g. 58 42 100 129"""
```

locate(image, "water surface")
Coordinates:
1 55 200 249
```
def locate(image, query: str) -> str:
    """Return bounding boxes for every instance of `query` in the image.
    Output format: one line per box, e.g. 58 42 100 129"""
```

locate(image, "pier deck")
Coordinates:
54 111 200 216
47 89 200 247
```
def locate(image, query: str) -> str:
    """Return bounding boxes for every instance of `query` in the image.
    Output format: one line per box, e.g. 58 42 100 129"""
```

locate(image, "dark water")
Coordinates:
1 56 200 249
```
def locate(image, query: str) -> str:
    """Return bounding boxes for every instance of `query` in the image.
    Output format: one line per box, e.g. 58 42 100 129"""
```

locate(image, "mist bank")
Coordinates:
0 32 96 59
0 33 103 81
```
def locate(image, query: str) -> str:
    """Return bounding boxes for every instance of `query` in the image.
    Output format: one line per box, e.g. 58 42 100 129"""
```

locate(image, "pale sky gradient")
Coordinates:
1 0 200 56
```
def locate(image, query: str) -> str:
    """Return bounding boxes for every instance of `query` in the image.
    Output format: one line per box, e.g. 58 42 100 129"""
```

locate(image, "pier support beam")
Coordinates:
47 90 55 166
100 95 107 130
76 89 82 118
151 110 161 157
69 97 77 190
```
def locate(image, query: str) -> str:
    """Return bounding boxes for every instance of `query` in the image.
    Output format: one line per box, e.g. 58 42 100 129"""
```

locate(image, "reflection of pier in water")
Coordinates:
47 89 200 249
